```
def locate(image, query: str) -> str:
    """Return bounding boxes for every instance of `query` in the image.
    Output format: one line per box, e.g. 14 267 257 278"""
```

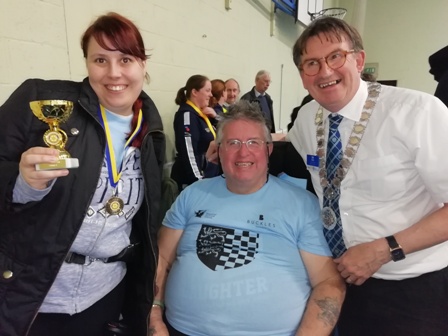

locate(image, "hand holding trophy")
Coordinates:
29 100 79 170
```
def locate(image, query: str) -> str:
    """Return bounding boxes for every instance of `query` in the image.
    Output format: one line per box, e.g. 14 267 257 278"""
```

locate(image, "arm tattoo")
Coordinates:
314 297 340 327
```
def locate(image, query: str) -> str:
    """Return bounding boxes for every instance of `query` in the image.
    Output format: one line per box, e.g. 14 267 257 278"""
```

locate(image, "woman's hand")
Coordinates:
202 106 217 118
19 147 69 189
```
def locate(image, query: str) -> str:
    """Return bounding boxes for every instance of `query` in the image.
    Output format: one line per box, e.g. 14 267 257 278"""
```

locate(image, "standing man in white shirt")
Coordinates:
287 17 448 335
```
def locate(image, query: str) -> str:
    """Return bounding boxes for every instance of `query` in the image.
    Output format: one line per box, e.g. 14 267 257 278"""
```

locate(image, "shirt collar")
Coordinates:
322 80 368 121
254 88 264 97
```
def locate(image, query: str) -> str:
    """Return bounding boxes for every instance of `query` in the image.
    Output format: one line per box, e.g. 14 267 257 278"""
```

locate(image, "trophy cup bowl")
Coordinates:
29 100 79 170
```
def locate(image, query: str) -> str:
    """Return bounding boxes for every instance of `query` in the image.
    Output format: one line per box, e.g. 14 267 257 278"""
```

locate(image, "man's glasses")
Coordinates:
299 49 355 76
219 139 269 152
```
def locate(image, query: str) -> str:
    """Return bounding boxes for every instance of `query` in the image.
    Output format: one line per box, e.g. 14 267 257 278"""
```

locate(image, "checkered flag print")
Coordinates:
197 225 259 271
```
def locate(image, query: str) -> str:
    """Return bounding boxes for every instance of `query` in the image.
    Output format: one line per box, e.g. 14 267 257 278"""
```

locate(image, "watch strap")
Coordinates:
385 235 405 261
385 235 400 249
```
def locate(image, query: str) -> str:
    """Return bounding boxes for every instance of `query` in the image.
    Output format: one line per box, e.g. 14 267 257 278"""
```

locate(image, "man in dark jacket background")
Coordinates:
241 70 276 132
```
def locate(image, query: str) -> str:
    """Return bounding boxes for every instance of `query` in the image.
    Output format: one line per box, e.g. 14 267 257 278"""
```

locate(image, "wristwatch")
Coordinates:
385 235 405 262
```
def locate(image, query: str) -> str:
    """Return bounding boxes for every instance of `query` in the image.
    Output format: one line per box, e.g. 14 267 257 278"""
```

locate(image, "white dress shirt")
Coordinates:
288 80 448 280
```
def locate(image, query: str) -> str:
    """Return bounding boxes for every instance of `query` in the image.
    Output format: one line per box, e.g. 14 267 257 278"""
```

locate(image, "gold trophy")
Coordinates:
29 100 79 170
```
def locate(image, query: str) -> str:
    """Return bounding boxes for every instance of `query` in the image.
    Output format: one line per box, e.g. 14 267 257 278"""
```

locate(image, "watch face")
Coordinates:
391 248 405 261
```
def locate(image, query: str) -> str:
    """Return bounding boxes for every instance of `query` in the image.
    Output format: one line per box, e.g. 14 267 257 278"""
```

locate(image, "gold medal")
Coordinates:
98 105 143 216
105 196 124 215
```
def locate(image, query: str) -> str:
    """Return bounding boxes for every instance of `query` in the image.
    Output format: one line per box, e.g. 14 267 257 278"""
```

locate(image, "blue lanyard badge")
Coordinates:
307 154 320 170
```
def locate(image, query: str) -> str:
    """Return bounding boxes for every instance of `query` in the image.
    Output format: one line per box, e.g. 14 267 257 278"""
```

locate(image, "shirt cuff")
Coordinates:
12 173 55 204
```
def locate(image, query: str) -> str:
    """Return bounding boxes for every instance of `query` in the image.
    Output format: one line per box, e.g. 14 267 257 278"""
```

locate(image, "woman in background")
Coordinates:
171 75 219 191
209 79 228 116
0 12 164 336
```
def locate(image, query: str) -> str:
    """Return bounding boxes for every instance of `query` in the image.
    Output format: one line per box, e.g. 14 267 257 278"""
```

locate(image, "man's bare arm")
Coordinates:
296 251 346 336
149 226 184 335
335 203 448 285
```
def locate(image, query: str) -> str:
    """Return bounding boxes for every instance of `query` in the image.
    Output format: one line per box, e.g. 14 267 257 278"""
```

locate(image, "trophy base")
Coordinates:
35 158 79 171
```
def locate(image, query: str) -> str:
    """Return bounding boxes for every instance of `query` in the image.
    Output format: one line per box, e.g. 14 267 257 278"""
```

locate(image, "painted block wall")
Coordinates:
0 0 313 163
338 0 448 94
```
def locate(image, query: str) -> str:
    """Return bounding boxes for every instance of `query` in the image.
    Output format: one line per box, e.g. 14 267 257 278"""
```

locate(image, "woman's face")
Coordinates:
191 81 212 109
86 36 146 116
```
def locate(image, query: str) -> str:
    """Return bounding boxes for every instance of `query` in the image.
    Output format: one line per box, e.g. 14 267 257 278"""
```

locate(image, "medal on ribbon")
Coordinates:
105 196 125 216
98 105 143 215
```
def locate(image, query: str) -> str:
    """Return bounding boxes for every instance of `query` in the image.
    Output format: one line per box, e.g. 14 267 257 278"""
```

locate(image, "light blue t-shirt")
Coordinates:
163 176 331 336
104 109 133 169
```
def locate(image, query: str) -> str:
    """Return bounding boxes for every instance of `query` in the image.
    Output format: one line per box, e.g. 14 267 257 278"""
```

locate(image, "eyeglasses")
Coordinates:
219 139 269 152
299 49 355 76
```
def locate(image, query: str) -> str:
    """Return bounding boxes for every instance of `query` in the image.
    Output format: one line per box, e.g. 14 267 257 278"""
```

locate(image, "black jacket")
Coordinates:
171 103 219 190
240 87 276 132
269 142 315 195
429 45 448 107
0 78 165 336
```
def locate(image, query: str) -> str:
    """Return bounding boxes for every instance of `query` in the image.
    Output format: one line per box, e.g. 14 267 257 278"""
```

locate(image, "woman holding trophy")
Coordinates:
0 12 164 336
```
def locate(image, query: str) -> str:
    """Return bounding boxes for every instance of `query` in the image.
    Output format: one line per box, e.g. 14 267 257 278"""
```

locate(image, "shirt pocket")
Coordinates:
351 153 409 202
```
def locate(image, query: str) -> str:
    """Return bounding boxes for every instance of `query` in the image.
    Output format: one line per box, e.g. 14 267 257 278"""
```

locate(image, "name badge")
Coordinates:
307 154 320 168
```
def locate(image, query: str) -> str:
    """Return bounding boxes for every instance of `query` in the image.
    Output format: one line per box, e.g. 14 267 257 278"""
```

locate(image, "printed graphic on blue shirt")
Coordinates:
197 224 259 271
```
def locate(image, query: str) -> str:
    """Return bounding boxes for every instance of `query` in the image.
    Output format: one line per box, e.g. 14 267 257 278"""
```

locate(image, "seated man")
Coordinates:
149 101 345 336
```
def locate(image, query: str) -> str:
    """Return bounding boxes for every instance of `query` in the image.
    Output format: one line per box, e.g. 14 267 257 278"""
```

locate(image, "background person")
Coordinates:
287 94 313 131
224 78 240 106
171 75 219 192
209 79 228 116
429 44 448 107
288 16 448 335
150 101 345 336
0 12 165 336
241 70 276 132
